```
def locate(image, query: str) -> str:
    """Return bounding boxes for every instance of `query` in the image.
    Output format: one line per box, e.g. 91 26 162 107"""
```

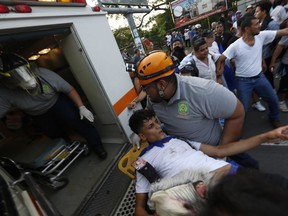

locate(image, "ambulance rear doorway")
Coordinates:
0 25 131 215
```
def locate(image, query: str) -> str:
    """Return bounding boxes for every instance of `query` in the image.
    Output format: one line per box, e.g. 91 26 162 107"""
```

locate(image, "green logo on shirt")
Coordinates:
42 83 53 93
178 102 189 115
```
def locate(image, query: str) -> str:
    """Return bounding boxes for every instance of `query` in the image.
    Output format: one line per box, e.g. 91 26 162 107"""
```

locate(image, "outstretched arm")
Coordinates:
200 126 288 158
276 28 288 38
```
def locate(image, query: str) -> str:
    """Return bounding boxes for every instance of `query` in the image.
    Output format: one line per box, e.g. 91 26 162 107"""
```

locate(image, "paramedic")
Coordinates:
135 50 258 169
0 52 107 159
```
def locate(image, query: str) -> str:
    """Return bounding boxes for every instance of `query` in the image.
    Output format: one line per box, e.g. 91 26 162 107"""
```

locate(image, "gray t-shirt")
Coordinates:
0 67 72 118
147 74 237 146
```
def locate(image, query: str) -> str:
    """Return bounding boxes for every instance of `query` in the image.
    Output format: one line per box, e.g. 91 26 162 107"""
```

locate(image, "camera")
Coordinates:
125 63 136 72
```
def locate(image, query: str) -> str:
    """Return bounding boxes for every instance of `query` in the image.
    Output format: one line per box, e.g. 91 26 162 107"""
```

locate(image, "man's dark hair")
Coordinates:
256 1 272 14
216 21 223 26
172 38 181 45
201 29 214 38
191 36 206 51
240 16 257 32
180 61 199 77
129 109 156 134
134 49 139 54
237 12 253 27
200 170 288 216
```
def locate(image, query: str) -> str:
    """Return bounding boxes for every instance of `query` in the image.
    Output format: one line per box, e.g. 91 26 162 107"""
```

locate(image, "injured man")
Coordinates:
128 109 288 216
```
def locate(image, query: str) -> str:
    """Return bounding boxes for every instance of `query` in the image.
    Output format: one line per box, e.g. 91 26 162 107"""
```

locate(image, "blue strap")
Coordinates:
140 136 174 156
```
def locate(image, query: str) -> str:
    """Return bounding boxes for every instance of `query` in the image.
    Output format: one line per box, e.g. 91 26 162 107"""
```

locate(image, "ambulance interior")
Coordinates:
0 25 132 215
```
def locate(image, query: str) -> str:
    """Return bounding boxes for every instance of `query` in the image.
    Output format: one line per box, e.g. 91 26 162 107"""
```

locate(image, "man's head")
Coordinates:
241 16 260 35
148 170 214 216
195 24 202 34
191 36 209 60
136 51 177 102
235 10 242 20
172 39 183 49
215 22 224 35
0 52 38 92
211 22 217 31
255 1 271 20
129 109 165 143
180 61 199 77
246 4 253 14
134 49 140 56
203 170 288 216
201 29 215 47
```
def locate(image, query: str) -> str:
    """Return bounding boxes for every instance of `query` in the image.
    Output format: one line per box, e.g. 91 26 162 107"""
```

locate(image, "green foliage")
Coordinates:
113 27 134 50
112 1 237 50
113 10 174 51
141 11 174 49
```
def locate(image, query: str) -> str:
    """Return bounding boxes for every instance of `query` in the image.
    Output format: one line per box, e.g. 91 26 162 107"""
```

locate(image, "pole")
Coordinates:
125 13 146 55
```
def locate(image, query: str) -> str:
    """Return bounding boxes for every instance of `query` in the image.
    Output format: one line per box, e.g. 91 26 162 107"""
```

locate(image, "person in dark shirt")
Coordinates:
214 21 233 53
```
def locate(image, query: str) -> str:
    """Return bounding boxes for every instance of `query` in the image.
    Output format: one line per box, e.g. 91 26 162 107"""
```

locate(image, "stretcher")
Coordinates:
118 139 148 179
3 139 90 190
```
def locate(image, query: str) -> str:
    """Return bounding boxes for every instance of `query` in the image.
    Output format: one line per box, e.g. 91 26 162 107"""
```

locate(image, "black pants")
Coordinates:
31 94 103 152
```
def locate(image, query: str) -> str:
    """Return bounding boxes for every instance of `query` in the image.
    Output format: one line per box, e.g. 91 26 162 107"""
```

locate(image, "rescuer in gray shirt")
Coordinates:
135 51 258 169
0 52 107 159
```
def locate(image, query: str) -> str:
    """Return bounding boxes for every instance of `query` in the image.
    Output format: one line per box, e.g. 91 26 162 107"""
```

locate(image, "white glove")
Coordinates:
79 106 94 122
130 133 141 149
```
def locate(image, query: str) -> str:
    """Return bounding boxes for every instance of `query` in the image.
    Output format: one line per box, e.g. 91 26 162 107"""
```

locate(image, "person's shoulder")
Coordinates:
178 74 210 87
37 67 55 75
181 53 193 61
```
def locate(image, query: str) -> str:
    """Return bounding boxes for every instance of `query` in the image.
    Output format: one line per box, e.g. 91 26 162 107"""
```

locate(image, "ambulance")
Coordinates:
0 1 140 215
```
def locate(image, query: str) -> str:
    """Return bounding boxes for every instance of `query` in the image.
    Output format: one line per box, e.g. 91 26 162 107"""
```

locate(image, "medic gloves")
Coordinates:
79 106 94 122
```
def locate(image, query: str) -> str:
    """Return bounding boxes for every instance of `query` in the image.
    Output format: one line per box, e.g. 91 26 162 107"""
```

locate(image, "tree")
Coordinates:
113 26 134 50
141 10 174 49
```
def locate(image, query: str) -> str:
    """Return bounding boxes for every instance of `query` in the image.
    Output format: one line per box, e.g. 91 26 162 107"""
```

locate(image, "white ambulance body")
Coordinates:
0 3 139 215
0 3 138 144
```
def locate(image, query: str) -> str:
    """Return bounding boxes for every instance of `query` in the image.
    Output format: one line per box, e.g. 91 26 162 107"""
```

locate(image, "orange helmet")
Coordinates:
136 51 177 86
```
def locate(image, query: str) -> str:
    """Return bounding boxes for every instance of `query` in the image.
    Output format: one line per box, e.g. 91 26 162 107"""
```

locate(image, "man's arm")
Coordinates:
219 99 244 145
216 54 226 78
68 87 94 122
67 87 84 107
128 90 147 109
200 126 288 158
270 44 285 71
276 28 288 38
135 193 151 216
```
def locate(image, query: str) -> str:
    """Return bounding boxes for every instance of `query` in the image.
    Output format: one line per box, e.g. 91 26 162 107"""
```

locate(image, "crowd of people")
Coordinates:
123 1 288 215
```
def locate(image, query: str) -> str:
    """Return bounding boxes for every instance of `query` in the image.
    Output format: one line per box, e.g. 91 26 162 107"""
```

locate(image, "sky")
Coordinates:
107 15 128 30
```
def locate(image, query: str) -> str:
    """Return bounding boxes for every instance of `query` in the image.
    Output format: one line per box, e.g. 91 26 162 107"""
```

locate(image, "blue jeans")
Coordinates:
31 94 103 151
236 72 279 121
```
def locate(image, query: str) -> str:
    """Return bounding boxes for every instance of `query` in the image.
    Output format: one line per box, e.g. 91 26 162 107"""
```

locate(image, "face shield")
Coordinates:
11 64 37 89
0 64 38 94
